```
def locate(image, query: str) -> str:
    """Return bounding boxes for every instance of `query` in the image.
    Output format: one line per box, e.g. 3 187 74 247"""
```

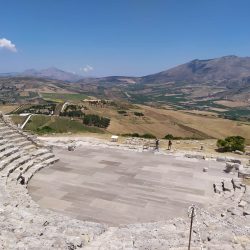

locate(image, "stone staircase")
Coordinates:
0 112 249 249
0 113 106 249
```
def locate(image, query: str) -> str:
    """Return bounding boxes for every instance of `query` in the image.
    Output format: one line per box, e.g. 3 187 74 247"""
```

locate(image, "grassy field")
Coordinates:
138 105 250 142
25 115 51 131
22 115 104 135
79 102 250 143
41 93 87 102
9 115 27 125
8 101 250 144
76 102 250 143
214 100 250 108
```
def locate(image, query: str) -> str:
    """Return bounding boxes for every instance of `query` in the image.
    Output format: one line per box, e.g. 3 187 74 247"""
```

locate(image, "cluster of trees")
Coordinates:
134 112 144 117
164 134 175 140
60 104 87 118
163 134 202 140
217 136 245 152
16 104 56 115
83 114 110 128
65 105 78 111
117 111 145 117
122 133 156 139
60 106 111 128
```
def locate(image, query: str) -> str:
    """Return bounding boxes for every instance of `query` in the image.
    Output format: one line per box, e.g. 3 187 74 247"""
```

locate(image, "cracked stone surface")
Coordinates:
30 146 233 225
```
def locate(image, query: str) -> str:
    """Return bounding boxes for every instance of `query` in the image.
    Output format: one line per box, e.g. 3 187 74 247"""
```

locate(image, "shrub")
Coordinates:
117 110 127 114
164 134 174 140
65 105 77 112
163 134 204 140
134 112 144 117
217 136 245 152
141 133 156 139
122 133 156 139
122 133 140 137
36 126 55 134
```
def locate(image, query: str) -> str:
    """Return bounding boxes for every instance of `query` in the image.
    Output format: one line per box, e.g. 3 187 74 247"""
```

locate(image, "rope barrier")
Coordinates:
187 180 249 249
188 205 203 250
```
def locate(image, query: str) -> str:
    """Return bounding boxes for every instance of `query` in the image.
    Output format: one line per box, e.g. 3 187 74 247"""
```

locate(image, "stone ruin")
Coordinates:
124 137 157 151
0 112 249 249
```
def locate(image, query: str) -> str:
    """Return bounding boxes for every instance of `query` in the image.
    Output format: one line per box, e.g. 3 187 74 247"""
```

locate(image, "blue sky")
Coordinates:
1 0 250 76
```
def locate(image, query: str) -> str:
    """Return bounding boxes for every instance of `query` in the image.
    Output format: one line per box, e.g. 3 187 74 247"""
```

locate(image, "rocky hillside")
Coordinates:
141 55 250 85
76 55 250 103
0 68 83 82
20 67 83 82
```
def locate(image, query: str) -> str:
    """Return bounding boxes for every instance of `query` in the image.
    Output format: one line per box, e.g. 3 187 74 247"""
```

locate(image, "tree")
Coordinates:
164 134 174 140
83 114 110 128
142 133 156 139
217 136 245 152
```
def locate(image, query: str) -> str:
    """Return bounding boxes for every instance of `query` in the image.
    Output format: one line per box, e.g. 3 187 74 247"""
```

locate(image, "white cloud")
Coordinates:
80 65 94 73
0 38 17 52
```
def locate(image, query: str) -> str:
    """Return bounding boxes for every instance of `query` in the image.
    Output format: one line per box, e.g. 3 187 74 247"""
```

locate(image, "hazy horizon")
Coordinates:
1 54 250 78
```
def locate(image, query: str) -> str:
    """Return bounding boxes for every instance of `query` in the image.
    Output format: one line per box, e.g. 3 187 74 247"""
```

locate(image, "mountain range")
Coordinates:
141 55 250 85
1 55 250 103
0 67 83 82
76 55 250 103
1 55 250 86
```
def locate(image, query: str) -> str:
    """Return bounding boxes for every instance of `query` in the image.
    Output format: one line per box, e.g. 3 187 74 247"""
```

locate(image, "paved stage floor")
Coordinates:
29 147 230 225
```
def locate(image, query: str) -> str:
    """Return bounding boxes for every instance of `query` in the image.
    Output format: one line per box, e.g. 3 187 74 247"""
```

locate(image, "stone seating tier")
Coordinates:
0 129 17 135
22 144 36 151
31 148 50 156
0 147 19 160
0 144 14 152
5 155 31 177
5 151 55 181
15 140 32 147
0 152 21 171
0 139 8 145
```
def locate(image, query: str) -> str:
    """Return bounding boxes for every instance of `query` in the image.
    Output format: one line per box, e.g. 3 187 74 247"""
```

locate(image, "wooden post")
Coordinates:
188 206 195 250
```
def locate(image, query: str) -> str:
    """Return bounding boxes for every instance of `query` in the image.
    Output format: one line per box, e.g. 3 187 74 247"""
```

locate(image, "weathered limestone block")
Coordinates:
203 167 208 172
234 150 244 155
238 165 250 178
243 210 250 216
226 158 241 164
224 162 241 173
238 200 247 208
216 157 226 162
185 154 205 160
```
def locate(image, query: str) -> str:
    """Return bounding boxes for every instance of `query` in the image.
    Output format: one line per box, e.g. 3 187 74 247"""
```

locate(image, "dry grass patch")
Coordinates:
19 91 30 97
0 105 20 114
74 103 250 141
138 105 250 140
214 100 250 108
